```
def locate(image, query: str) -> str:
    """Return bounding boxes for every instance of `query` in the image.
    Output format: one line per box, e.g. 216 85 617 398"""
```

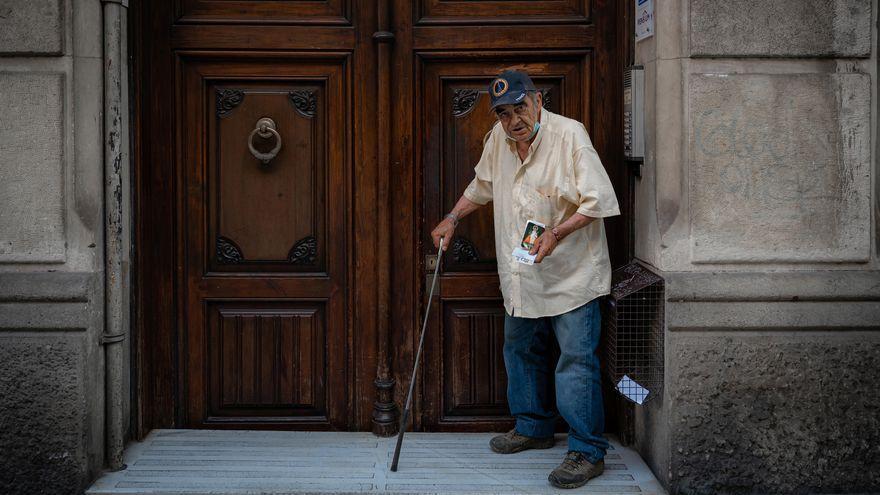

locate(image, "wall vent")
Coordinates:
602 262 664 405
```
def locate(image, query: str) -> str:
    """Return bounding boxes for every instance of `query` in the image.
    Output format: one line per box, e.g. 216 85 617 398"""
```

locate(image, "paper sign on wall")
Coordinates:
636 0 654 41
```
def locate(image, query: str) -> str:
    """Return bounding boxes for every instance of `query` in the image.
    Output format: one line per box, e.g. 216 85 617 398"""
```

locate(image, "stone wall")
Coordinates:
668 332 880 494
0 1 109 493
633 0 879 493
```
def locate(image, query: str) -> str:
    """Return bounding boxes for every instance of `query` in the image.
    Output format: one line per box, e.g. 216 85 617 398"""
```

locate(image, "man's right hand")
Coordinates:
430 196 482 251
431 218 456 251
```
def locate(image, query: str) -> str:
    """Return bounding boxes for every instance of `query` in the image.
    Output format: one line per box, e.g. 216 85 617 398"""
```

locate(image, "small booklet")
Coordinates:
511 220 545 265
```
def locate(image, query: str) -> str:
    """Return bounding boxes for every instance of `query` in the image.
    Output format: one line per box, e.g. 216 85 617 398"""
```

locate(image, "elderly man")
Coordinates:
430 69 619 489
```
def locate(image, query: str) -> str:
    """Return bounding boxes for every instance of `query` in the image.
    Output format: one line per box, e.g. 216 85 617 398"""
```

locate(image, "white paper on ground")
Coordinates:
616 374 649 405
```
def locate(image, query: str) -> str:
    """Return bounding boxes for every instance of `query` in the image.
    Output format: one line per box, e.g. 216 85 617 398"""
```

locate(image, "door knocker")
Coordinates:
248 117 282 165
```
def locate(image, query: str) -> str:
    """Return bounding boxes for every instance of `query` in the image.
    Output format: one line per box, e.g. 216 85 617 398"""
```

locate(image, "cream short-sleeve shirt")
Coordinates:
463 109 620 318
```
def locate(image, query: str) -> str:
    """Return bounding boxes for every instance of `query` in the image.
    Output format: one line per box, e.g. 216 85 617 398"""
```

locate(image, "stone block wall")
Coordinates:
668 332 880 494
632 0 879 493
688 72 870 263
0 1 108 493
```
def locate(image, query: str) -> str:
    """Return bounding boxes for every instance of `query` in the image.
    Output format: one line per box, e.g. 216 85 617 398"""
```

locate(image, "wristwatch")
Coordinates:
444 212 459 227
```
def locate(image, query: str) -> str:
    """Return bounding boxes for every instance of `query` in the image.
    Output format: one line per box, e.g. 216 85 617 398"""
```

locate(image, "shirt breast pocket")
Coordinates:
522 185 557 225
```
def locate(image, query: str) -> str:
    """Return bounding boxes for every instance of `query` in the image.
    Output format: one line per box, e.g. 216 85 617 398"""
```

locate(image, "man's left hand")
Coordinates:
529 231 558 263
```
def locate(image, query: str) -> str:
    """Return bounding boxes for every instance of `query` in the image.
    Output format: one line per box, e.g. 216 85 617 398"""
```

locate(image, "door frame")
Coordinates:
129 0 634 438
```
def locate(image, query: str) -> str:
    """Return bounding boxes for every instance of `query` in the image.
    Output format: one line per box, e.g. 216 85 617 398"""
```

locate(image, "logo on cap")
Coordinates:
491 78 509 97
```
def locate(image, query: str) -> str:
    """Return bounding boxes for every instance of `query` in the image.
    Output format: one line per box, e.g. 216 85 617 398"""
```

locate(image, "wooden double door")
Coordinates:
135 0 629 434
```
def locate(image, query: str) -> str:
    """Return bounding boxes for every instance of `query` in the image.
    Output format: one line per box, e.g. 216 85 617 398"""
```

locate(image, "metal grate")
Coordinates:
602 262 664 405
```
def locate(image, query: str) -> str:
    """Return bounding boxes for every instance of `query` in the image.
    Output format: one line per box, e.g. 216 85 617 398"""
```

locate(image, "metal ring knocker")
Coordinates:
248 117 282 165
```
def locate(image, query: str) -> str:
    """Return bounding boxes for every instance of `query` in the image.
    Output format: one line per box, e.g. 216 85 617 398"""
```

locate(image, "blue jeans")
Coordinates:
503 299 608 464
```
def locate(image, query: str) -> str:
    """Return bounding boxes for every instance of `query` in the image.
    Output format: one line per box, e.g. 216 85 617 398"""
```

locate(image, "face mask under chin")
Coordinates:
507 121 541 142
525 121 540 141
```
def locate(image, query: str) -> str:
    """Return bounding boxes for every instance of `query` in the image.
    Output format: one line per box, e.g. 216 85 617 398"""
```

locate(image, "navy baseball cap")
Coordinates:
489 70 537 109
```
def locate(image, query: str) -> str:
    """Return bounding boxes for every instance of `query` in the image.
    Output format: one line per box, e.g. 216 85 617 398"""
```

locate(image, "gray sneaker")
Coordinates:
548 451 604 489
489 429 554 454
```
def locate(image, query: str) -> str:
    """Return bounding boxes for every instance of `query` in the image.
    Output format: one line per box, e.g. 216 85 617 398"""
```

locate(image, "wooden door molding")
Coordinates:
205 302 330 422
415 0 589 25
370 0 399 437
176 0 352 25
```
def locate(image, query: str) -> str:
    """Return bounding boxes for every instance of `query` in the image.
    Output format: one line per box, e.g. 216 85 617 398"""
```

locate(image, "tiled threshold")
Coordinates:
87 429 667 494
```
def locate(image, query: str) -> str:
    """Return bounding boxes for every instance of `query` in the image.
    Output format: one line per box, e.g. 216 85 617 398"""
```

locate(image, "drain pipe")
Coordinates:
101 0 130 472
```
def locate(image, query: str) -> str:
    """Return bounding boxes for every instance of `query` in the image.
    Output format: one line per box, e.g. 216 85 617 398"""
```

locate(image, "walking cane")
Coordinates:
390 236 445 472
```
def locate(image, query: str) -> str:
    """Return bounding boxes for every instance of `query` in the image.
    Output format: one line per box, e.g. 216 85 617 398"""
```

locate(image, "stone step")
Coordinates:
87 430 667 495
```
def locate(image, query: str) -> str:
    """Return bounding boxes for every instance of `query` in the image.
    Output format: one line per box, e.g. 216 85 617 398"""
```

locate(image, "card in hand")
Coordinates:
512 220 546 265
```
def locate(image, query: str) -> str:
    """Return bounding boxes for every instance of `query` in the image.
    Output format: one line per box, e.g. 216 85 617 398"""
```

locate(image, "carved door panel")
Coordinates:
180 57 349 428
390 0 627 430
136 3 382 431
